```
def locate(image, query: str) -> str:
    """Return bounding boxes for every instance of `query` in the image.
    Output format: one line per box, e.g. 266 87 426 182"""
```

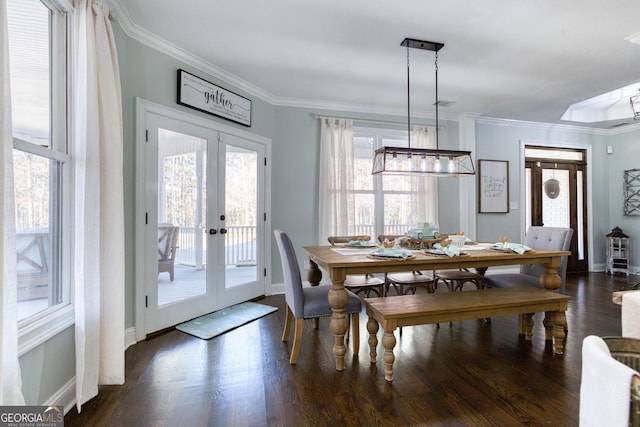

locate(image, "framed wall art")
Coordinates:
624 169 640 216
177 69 252 126
478 159 509 213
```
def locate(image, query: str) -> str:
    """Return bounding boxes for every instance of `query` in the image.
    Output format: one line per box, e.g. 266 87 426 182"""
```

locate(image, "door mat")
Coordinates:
176 301 278 340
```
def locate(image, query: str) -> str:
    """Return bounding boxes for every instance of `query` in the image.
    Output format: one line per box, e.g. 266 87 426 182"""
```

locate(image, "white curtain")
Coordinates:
73 0 125 410
411 125 439 225
0 0 25 406
318 118 354 242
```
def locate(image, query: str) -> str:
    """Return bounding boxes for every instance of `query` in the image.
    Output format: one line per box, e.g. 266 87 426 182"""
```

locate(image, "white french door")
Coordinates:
142 109 267 334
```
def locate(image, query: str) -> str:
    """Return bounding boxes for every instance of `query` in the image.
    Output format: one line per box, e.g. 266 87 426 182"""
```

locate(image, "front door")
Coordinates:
525 148 588 272
144 112 267 333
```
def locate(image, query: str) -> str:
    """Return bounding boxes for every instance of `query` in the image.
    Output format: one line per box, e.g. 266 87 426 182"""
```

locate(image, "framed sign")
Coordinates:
624 169 640 216
177 69 252 126
478 159 509 213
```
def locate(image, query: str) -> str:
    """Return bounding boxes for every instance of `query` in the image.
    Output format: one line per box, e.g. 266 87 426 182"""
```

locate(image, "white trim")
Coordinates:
18 305 74 357
519 139 594 271
270 282 285 296
46 376 76 414
125 327 137 350
458 113 479 238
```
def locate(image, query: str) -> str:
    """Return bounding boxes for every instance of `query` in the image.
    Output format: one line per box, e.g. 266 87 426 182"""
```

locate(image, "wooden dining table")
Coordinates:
302 244 571 371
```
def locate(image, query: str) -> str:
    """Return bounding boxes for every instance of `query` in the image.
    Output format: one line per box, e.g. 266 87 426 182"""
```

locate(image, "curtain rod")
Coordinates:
311 114 443 129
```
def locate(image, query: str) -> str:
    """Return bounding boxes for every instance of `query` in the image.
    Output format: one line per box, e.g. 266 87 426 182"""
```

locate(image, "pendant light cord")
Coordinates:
435 51 439 150
407 44 411 148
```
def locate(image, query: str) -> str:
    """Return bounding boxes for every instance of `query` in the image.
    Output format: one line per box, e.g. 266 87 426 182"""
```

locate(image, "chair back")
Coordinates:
158 225 179 262
521 226 573 284
274 230 305 318
328 235 371 245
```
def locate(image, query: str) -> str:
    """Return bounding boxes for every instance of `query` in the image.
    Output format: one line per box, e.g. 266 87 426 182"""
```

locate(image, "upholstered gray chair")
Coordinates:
274 229 361 364
483 226 573 293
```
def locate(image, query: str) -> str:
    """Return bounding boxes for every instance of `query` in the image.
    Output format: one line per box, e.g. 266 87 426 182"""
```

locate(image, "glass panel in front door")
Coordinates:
224 144 258 288
541 168 570 228
157 128 207 305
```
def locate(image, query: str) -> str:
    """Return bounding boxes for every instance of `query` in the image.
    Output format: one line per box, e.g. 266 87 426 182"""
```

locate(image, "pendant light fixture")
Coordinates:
372 38 475 176
543 164 560 199
630 89 640 120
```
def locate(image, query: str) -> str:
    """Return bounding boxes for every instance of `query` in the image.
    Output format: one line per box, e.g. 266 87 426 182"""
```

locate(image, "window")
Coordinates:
352 127 436 238
7 0 71 325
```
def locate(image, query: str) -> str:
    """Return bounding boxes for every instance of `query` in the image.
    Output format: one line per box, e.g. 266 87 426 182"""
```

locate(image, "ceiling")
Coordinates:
110 0 640 129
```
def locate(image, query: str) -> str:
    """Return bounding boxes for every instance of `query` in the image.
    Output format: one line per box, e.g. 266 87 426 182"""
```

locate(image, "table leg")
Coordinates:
540 257 562 291
328 271 348 371
552 311 567 354
382 329 397 381
367 316 379 364
307 260 323 329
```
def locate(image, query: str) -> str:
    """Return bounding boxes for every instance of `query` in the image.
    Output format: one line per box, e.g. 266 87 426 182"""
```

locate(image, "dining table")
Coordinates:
302 243 571 371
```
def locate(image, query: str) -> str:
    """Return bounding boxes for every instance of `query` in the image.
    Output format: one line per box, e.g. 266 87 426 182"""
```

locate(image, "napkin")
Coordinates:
433 243 462 257
347 240 372 247
579 335 637 427
371 248 410 259
492 242 531 255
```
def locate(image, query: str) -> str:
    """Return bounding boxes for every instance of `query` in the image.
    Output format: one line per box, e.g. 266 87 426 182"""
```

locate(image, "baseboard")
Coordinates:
46 376 75 415
125 327 137 350
270 282 285 295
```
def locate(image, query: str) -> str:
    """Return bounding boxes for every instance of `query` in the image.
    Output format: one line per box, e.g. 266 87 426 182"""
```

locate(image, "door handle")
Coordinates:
209 229 217 235
220 228 228 234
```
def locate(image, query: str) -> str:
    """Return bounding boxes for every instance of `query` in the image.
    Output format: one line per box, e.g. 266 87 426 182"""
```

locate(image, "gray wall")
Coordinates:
18 21 640 407
476 121 612 265
607 130 640 266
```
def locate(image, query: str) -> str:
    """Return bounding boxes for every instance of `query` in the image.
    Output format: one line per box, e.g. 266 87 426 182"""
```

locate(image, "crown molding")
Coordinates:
478 116 640 135
107 0 640 136
108 0 279 104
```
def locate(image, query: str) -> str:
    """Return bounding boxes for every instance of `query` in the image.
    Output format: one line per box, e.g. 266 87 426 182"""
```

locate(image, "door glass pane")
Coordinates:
542 169 570 228
225 144 258 288
157 129 207 305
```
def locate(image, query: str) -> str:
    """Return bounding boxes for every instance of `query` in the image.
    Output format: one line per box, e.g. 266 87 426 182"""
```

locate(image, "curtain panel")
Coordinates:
73 0 125 411
0 0 25 406
318 118 354 243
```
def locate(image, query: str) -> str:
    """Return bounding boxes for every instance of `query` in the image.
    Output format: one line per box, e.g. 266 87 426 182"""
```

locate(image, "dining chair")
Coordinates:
274 229 361 364
158 224 179 281
327 235 385 298
376 234 436 296
435 268 484 292
482 226 573 293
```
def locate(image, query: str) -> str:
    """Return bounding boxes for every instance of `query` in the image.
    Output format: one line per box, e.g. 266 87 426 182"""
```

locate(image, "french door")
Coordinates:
525 155 588 272
143 112 266 333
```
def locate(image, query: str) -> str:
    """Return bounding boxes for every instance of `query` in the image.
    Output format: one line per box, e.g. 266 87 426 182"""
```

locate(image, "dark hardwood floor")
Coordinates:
65 272 638 427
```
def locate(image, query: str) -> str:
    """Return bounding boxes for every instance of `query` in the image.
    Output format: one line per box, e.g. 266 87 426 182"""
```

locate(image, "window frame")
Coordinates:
352 126 423 238
8 0 74 355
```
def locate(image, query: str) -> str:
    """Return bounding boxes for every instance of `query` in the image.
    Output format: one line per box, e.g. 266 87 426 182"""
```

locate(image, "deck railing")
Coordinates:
176 224 411 268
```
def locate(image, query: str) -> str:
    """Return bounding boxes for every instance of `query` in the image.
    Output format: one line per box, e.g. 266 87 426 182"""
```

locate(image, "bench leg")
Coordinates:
551 311 567 354
367 317 379 364
382 329 397 381
522 313 534 340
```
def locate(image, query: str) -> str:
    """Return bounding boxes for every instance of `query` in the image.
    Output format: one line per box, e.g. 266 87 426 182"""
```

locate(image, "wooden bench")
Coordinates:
364 286 570 381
